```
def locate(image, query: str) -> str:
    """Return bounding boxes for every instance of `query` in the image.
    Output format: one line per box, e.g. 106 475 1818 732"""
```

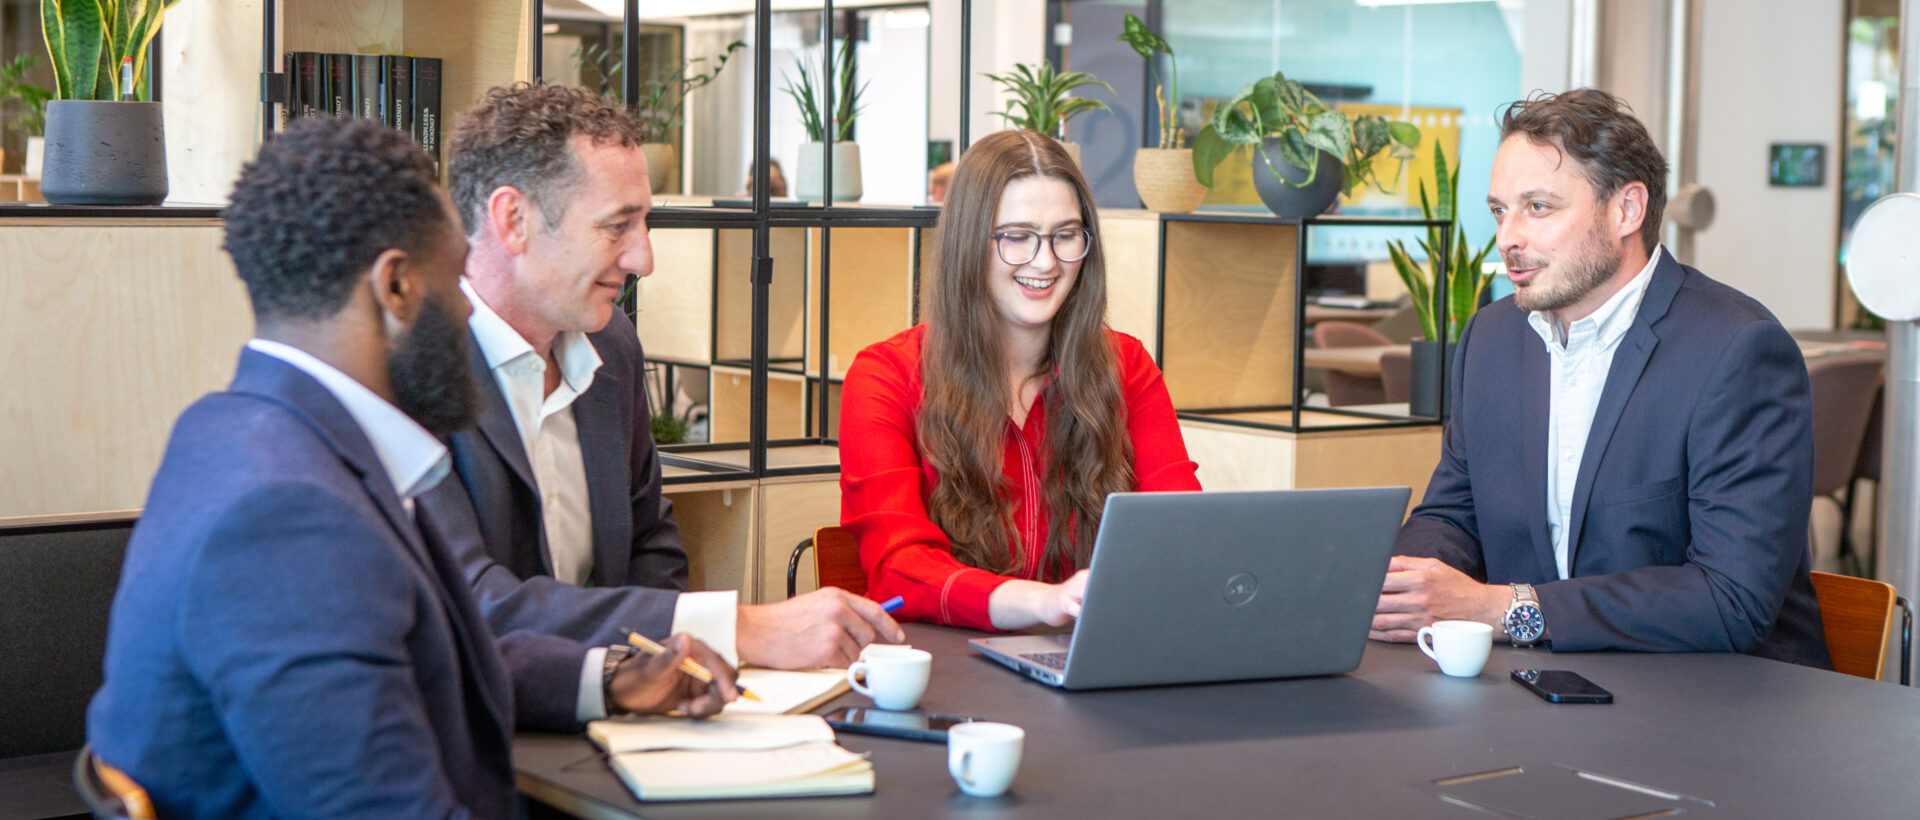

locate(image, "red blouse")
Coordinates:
838 324 1202 630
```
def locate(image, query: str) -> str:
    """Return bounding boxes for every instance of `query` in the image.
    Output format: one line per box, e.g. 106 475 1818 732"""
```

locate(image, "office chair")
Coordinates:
787 525 867 599
1809 571 1912 684
73 744 154 820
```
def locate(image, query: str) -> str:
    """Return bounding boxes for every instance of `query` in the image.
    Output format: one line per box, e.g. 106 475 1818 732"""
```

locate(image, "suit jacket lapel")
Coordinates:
1564 254 1684 572
469 333 538 495
1518 333 1559 582
573 359 626 587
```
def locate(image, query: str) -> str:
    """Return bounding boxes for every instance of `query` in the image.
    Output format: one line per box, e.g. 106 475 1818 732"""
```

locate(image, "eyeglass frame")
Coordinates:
987 227 1095 266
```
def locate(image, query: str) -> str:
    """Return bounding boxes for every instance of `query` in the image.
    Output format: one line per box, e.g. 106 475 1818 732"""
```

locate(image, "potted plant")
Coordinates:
1385 144 1496 417
0 54 52 177
39 0 181 205
1192 71 1421 218
578 39 743 195
982 60 1111 167
782 37 867 202
1117 14 1204 213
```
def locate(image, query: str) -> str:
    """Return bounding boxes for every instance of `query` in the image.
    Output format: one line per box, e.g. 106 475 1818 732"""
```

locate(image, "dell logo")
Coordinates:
1223 573 1258 606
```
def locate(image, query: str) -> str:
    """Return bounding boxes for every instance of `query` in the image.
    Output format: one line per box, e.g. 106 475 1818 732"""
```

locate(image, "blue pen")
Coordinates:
880 596 905 613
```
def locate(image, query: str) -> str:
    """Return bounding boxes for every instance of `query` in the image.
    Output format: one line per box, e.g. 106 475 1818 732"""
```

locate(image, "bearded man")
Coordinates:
1367 89 1830 668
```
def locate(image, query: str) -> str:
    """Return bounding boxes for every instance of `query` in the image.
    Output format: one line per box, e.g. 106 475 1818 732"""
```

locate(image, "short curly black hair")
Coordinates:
447 82 647 235
223 117 448 321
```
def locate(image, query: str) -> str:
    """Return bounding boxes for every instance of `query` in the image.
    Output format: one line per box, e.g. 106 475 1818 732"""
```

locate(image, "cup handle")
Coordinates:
1417 627 1438 662
847 661 873 698
949 749 975 789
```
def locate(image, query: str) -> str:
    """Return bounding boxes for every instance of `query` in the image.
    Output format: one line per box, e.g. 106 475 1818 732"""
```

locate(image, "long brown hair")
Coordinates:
918 129 1133 580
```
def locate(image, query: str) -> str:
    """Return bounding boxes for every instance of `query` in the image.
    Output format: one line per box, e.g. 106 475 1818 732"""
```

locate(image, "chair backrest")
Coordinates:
1378 348 1412 405
1805 355 1884 496
73 745 156 820
1809 570 1897 680
1314 321 1392 407
787 526 868 599
1313 320 1393 349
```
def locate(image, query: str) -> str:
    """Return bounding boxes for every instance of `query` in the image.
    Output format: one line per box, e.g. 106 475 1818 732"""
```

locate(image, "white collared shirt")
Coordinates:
464 279 602 587
1528 246 1663 579
461 280 737 720
245 339 450 516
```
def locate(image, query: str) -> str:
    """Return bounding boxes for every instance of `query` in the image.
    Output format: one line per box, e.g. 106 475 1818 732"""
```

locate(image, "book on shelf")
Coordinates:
350 54 382 122
587 714 874 802
412 57 442 171
384 56 412 135
285 52 323 122
325 54 349 116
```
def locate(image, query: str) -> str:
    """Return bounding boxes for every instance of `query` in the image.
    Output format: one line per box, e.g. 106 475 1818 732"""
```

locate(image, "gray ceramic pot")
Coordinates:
1249 138 1340 219
41 100 168 206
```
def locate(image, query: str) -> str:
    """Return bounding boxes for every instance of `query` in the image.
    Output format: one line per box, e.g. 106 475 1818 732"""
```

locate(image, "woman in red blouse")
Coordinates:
838 130 1201 632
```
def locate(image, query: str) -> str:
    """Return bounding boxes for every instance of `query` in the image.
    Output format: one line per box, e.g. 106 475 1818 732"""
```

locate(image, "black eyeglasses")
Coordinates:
989 228 1093 266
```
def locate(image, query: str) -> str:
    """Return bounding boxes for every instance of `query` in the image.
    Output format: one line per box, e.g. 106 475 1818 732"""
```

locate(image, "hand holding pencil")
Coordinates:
607 631 740 718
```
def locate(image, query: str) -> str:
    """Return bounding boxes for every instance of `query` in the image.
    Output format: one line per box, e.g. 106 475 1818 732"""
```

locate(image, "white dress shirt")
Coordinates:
462 281 738 719
1527 246 1662 580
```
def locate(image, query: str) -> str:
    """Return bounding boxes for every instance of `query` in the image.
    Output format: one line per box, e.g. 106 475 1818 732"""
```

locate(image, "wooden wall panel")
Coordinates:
0 222 251 519
1160 221 1296 409
1100 210 1160 355
666 483 756 595
715 227 807 363
758 477 842 603
806 227 914 377
636 227 714 362
1295 428 1441 518
1178 421 1296 493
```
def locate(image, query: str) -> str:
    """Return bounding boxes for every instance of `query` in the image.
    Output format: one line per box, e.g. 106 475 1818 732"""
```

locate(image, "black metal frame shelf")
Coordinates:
1154 211 1455 434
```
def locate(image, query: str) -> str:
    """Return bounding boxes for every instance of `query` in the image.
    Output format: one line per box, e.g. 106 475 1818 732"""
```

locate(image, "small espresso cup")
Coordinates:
846 646 932 710
1417 620 1494 677
947 722 1025 797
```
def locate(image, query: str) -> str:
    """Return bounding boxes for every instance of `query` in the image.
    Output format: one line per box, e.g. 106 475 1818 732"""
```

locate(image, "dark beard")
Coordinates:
389 293 480 436
1511 218 1621 313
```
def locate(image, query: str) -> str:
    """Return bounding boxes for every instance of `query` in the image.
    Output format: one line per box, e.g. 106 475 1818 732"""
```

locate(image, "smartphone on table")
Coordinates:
820 706 976 742
1511 669 1613 703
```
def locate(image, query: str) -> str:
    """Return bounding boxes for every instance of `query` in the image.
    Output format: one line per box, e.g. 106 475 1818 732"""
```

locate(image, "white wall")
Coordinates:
1689 0 1842 330
928 0 1046 151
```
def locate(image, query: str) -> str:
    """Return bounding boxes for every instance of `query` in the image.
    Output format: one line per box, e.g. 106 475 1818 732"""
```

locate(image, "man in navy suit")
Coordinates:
86 118 736 818
1370 89 1829 668
432 83 902 669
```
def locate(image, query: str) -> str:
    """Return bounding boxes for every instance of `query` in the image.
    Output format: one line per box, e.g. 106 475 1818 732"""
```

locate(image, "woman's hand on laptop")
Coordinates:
988 570 1090 631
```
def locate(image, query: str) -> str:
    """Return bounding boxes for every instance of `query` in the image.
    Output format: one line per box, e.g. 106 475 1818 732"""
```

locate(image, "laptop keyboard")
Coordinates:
1020 651 1069 670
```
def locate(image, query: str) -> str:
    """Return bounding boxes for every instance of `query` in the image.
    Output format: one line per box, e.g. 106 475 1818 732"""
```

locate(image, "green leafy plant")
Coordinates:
1192 70 1420 196
1386 144 1497 343
781 38 866 143
1 55 53 137
982 61 1112 139
1117 13 1181 149
612 39 743 143
42 0 182 101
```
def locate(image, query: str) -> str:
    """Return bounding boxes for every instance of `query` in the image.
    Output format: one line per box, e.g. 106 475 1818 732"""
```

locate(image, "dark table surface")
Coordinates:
515 623 1920 819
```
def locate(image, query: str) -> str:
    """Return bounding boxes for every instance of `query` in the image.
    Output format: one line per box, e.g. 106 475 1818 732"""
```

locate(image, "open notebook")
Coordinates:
587 714 873 801
719 643 912 716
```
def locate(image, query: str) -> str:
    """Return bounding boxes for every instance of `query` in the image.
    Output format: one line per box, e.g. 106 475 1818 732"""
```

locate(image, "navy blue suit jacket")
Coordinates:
1397 254 1830 668
87 350 587 818
439 309 685 646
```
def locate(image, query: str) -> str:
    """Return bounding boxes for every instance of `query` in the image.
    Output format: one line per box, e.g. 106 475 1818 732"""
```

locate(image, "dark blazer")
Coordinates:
86 349 586 819
1397 254 1830 668
441 309 685 646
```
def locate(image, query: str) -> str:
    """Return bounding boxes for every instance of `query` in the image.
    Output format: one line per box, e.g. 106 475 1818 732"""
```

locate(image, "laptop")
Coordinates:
969 486 1410 690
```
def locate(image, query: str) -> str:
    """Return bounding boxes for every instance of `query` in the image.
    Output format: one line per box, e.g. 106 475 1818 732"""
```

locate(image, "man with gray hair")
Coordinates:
1369 89 1829 667
424 82 903 675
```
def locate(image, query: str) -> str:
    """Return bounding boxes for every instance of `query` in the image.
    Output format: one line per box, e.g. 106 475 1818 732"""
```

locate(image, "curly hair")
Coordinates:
447 82 647 235
222 117 446 322
1500 88 1669 253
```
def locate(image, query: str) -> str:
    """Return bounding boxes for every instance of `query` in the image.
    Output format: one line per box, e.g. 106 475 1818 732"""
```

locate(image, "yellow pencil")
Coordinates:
619 628 761 702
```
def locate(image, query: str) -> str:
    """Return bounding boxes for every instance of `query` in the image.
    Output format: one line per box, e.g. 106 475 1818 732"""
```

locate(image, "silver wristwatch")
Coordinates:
1502 583 1547 647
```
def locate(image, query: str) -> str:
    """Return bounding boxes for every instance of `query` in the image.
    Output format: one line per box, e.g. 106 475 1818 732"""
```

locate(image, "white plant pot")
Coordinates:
24 136 45 179
795 142 862 202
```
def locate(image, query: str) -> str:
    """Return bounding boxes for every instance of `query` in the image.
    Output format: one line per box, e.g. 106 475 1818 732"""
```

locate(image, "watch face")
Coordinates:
1504 604 1545 641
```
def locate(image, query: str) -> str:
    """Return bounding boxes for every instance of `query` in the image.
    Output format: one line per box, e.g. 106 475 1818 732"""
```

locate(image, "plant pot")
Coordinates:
1059 139 1081 169
24 136 47 179
40 101 168 206
795 142 862 202
1132 148 1207 213
1409 339 1456 419
640 142 674 195
1250 137 1340 219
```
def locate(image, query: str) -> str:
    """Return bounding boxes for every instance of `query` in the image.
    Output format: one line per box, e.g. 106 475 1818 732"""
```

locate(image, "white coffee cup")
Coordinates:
947 722 1024 797
846 646 932 710
1417 620 1494 677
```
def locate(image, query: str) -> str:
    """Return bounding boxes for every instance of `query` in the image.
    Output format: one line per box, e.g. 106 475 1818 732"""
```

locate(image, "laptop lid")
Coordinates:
970 486 1409 690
